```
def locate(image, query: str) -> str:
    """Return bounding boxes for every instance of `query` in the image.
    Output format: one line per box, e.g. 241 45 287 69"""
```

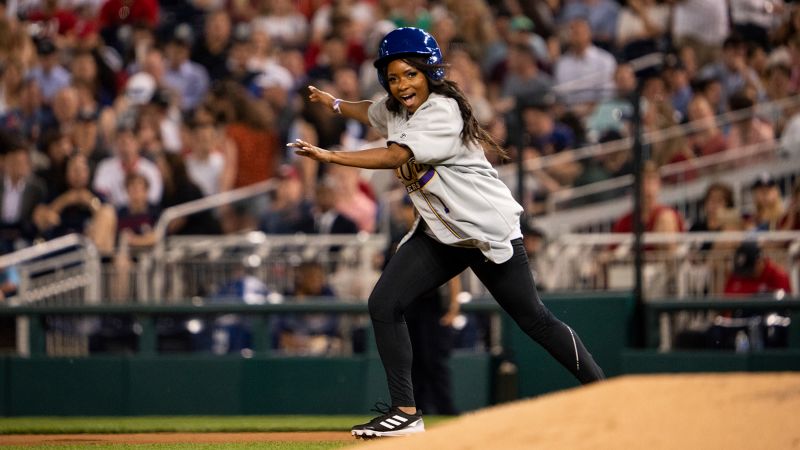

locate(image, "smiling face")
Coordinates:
386 59 430 114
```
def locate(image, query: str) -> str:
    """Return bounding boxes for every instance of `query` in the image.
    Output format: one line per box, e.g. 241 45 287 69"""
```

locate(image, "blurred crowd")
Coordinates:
1 1 800 286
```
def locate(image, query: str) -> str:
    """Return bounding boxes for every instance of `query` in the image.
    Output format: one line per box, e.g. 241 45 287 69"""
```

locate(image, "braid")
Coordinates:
384 58 508 160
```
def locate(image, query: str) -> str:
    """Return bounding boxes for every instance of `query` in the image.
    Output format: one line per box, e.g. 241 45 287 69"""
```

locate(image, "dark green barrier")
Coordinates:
0 353 489 416
0 358 6 416
621 350 800 373
503 292 633 398
9 357 128 415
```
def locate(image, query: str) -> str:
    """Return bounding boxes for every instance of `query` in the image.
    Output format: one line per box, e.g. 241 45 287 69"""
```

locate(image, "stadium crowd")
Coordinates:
1 0 800 297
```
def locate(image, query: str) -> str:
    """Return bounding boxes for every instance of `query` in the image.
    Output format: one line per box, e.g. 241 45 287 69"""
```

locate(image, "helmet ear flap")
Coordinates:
374 27 444 92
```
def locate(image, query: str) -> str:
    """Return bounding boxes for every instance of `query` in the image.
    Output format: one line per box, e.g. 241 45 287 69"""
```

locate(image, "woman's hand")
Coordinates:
289 139 333 163
308 85 336 111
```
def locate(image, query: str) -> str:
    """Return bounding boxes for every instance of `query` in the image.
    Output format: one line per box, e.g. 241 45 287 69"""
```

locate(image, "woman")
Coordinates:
290 27 605 439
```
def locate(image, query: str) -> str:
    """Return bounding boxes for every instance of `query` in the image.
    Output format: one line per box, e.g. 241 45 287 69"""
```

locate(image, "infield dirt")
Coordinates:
348 373 800 450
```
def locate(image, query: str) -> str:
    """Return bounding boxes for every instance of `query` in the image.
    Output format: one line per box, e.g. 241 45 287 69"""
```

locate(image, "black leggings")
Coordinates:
368 231 605 407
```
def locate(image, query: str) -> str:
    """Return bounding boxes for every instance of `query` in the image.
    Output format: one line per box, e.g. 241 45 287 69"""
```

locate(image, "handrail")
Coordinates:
556 231 800 246
494 93 800 177
152 179 278 240
547 138 780 210
0 233 97 269
150 179 278 301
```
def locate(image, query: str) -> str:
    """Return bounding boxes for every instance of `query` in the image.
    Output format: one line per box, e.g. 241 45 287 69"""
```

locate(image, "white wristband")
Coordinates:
332 98 343 114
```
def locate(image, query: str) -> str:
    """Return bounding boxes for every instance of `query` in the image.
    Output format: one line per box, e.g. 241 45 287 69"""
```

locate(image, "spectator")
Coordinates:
586 63 636 138
612 161 686 235
494 42 553 116
115 172 159 248
558 0 620 52
0 138 47 253
615 0 670 62
643 75 694 172
92 119 163 208
572 129 632 203
671 0 729 68
725 90 775 154
71 107 107 170
745 172 785 231
686 95 728 158
35 128 72 196
252 0 309 50
69 50 115 108
759 60 793 134
211 81 279 191
1 77 52 147
274 260 341 356
779 180 800 230
33 153 116 254
246 28 277 75
255 64 298 148
662 55 694 122
690 181 737 234
24 0 78 44
724 240 791 296
97 0 158 55
0 57 25 116
519 97 582 189
698 35 765 109
223 24 261 91
730 0 785 50
162 25 210 113
155 152 221 235
554 17 617 109
191 9 232 82
45 85 80 138
311 177 358 235
259 164 314 235
184 113 226 197
29 39 71 105
328 164 377 233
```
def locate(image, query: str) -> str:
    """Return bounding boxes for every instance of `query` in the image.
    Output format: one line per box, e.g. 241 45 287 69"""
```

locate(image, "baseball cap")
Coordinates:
124 72 156 105
733 241 761 277
510 15 535 32
751 172 777 189
254 65 294 91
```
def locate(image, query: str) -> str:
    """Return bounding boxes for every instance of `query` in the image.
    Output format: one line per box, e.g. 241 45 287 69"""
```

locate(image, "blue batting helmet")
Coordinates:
373 27 445 93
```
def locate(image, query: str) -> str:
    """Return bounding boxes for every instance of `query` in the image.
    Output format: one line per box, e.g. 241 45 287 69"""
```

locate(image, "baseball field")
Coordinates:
2 373 799 449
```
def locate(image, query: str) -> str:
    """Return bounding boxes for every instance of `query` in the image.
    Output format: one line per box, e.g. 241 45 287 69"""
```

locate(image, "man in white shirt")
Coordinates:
0 140 47 252
672 0 730 67
92 121 163 208
554 17 617 111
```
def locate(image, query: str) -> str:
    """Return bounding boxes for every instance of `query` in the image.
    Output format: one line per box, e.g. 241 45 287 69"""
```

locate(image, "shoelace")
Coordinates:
370 401 392 416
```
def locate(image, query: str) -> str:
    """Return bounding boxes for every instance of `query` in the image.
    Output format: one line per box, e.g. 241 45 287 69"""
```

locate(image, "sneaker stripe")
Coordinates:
386 418 402 426
393 415 408 422
379 421 395 429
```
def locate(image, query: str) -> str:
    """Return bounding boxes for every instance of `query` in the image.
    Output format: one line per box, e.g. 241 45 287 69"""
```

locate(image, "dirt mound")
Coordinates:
350 373 800 450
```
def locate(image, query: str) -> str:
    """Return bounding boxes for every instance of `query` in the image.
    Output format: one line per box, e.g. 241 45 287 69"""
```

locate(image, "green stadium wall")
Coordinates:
2 293 799 416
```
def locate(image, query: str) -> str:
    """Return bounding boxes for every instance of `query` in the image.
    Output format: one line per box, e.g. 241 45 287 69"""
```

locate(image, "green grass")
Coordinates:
0 444 350 450
0 416 370 434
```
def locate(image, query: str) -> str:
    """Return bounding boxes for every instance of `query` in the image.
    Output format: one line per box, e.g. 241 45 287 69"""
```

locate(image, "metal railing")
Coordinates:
150 179 277 300
0 233 101 356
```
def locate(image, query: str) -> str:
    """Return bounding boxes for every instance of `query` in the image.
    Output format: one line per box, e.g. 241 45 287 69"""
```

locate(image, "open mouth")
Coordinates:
400 93 416 108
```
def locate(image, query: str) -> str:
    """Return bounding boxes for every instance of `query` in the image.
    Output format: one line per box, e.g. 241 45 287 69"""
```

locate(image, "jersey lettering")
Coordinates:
395 159 436 194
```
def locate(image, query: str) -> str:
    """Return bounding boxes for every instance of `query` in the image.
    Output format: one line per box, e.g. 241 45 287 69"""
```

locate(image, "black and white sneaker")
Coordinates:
351 402 425 439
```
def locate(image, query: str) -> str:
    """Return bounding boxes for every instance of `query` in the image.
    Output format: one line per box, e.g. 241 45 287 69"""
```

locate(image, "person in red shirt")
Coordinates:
724 241 792 296
612 161 686 234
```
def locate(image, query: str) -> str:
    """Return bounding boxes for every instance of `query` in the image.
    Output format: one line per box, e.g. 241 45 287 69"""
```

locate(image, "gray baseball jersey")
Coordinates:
368 93 523 263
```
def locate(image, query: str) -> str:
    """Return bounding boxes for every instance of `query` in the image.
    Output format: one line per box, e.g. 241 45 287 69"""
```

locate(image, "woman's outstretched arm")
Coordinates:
308 85 373 126
289 139 412 170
